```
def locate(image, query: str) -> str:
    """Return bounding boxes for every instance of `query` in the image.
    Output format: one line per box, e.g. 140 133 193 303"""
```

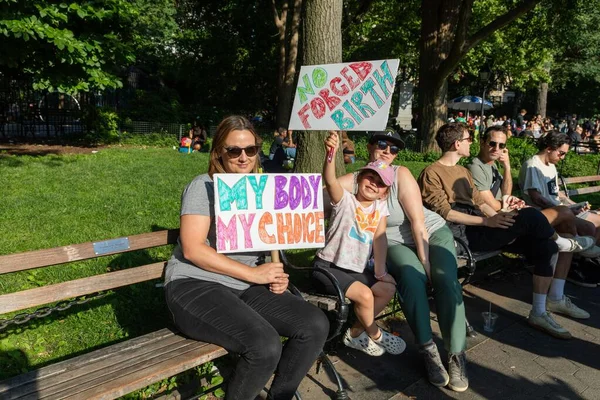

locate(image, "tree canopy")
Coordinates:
0 0 140 92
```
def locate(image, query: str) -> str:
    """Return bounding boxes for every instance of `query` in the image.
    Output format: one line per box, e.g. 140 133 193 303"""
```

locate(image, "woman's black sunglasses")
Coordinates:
224 145 260 158
374 140 400 155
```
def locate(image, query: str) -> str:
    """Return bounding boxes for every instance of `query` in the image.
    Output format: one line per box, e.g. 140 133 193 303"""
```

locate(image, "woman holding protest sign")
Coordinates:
164 115 329 400
337 130 469 392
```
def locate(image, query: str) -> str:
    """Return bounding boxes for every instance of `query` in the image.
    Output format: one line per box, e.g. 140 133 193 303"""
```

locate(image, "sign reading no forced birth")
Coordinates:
214 173 325 253
288 59 400 131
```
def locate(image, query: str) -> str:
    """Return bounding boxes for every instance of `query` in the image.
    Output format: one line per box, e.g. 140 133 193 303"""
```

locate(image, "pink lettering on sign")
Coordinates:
297 103 312 129
348 62 373 81
318 89 341 111
310 97 326 119
238 213 256 249
217 215 238 251
330 77 349 96
340 67 360 90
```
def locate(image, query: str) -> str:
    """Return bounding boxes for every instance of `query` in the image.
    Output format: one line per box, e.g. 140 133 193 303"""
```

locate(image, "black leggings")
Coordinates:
165 278 329 400
466 207 559 277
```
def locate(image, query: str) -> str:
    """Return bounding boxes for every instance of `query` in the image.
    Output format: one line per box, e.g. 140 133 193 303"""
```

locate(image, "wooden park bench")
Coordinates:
0 229 349 400
559 174 600 198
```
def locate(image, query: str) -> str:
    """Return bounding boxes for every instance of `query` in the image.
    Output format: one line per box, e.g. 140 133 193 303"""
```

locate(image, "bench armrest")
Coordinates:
454 236 476 285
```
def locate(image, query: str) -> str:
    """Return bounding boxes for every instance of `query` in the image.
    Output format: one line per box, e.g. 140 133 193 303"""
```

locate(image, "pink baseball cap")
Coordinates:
360 160 394 187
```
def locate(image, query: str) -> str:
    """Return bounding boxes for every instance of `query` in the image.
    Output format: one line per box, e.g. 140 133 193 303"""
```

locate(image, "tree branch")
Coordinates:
451 0 474 58
271 0 288 31
439 0 542 79
465 0 541 53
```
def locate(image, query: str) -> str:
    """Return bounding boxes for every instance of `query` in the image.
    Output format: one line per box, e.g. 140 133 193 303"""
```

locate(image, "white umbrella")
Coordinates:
448 96 493 112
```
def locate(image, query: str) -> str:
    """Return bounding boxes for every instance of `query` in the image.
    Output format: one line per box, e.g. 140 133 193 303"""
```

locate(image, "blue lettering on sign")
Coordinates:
93 237 131 255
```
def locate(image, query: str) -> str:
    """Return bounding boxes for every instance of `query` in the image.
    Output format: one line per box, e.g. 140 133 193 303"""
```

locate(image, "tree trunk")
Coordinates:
417 0 542 151
295 0 343 175
418 0 463 151
419 79 447 152
273 0 303 128
272 0 289 129
536 81 548 118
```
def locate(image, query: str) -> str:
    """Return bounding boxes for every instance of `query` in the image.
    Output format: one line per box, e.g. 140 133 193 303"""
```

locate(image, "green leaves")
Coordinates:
1 0 139 93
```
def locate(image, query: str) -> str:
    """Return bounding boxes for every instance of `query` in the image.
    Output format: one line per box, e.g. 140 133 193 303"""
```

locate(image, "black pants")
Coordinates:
165 278 329 400
466 207 558 277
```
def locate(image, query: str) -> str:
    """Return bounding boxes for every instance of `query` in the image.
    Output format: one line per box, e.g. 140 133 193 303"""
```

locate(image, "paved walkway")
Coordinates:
297 266 600 399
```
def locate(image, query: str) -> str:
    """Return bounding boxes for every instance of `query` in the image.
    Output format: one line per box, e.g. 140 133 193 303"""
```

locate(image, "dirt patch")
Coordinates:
0 142 106 156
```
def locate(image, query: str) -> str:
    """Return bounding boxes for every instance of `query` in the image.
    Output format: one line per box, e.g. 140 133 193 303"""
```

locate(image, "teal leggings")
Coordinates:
387 225 466 354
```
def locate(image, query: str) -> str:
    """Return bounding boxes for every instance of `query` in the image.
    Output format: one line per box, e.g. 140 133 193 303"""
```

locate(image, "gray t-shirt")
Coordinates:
164 174 263 290
364 166 445 247
519 155 561 207
467 157 503 200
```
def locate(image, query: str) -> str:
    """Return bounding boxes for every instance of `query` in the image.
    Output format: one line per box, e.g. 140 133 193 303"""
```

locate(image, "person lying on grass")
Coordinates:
312 131 406 357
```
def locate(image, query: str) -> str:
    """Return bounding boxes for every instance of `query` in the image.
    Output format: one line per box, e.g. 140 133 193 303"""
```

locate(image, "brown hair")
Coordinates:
435 123 468 152
208 115 262 178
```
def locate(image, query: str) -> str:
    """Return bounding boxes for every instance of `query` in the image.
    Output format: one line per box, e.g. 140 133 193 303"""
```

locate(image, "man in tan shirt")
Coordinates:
419 123 591 340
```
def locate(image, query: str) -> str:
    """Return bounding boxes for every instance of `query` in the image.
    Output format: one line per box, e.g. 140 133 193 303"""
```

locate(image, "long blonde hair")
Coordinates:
208 115 262 178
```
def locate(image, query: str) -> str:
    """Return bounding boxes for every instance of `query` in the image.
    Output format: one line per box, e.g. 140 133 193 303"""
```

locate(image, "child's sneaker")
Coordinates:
342 329 385 356
372 329 406 355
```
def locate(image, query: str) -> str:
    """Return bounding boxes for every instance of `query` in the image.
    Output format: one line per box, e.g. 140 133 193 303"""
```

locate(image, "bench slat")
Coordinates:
563 175 600 184
0 230 178 275
0 329 177 392
0 262 165 315
0 328 227 400
567 186 600 196
0 330 189 398
48 344 224 400
26 338 206 400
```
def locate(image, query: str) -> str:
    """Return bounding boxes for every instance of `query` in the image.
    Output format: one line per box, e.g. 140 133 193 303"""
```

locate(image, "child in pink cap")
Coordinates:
311 131 406 357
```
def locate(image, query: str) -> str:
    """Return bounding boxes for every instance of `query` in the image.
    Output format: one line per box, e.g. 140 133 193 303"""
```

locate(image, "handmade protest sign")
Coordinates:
288 59 400 131
214 173 325 253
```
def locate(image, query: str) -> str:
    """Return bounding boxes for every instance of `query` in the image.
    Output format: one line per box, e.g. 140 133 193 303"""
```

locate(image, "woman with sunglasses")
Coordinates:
337 130 469 392
164 115 329 400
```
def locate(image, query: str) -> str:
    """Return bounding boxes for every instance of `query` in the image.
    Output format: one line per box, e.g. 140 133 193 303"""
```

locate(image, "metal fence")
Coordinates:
121 121 187 139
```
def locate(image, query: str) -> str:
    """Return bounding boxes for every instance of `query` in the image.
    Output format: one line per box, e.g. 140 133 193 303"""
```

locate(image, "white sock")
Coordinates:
548 279 566 301
532 293 547 316
554 235 573 252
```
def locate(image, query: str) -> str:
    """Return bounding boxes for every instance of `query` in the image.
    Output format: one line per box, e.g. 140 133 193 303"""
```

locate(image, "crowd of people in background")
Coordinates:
447 110 600 153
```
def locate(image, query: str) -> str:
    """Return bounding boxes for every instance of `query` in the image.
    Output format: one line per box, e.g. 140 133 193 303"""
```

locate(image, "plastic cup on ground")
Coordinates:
482 311 498 333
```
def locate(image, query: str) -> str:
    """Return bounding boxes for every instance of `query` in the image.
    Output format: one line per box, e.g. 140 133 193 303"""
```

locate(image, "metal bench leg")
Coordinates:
466 317 477 338
317 351 349 400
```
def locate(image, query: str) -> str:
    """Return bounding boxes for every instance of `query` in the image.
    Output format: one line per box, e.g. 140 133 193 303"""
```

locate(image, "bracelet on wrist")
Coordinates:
375 271 388 280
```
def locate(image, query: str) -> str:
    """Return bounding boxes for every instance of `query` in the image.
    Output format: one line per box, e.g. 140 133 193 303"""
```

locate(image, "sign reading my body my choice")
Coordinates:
288 59 400 131
214 173 325 253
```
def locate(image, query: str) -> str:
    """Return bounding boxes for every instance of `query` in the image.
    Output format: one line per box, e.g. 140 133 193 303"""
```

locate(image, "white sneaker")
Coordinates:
547 295 590 319
342 329 385 356
558 237 592 253
528 311 572 339
574 236 596 252
580 245 600 258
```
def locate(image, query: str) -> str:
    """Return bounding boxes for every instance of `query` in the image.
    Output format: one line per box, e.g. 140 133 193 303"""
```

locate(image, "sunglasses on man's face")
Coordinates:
375 140 400 155
488 141 507 149
224 145 260 158
557 150 567 157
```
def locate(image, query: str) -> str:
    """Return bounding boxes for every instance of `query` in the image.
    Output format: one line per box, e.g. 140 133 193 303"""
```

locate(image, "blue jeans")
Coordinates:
165 278 329 400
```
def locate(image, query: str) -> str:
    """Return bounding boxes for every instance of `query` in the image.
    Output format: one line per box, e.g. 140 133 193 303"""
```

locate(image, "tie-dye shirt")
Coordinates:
316 190 389 273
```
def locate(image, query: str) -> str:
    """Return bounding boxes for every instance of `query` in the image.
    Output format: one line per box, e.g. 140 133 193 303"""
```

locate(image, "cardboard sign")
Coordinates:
288 59 400 131
214 173 325 253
